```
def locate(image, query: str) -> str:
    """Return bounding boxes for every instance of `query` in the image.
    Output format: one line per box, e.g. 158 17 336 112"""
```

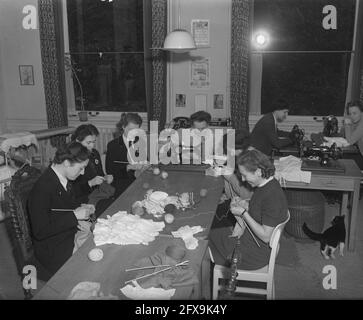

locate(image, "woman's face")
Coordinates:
78 135 97 151
64 159 89 181
238 164 261 187
348 106 362 124
123 122 141 139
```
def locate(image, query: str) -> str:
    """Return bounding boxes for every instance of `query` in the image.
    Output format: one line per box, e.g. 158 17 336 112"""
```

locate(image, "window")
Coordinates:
253 0 357 116
66 0 147 112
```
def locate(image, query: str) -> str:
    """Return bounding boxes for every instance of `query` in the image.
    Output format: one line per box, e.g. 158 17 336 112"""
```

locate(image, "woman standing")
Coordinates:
71 124 113 203
106 113 148 195
209 148 288 270
343 101 363 169
28 142 94 278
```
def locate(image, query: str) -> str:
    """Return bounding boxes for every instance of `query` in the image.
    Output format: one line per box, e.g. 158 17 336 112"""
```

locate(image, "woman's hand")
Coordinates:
343 118 352 125
73 206 92 220
230 206 246 216
104 174 113 184
127 163 150 171
88 176 105 187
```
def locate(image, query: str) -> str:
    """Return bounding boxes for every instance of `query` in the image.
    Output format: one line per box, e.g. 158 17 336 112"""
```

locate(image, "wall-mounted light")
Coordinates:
252 30 270 49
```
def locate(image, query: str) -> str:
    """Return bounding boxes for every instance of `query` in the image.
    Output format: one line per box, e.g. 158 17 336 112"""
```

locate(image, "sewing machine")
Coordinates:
301 143 345 173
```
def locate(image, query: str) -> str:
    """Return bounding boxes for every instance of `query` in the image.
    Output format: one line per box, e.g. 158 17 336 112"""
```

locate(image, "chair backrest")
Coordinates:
4 164 42 274
267 210 290 277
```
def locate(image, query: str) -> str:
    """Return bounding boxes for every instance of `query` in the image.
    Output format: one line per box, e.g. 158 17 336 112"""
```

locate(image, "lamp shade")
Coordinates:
163 29 196 53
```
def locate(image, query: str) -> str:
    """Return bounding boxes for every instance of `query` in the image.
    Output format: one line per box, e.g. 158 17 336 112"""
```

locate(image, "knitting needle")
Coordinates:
124 260 189 285
114 161 129 164
51 209 74 212
125 260 189 272
235 211 261 248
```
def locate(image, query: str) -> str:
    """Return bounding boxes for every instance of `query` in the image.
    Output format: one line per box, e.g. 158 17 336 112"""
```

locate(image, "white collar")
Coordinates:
51 165 68 191
258 176 274 188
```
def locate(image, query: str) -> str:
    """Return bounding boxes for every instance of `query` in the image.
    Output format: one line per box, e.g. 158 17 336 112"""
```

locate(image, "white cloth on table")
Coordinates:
171 225 204 250
120 281 175 300
322 136 350 148
93 211 165 246
0 132 38 153
274 155 311 184
68 282 118 300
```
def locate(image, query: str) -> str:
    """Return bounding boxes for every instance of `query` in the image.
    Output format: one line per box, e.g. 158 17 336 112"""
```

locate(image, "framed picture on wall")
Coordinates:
19 65 34 85
176 94 186 108
213 94 224 109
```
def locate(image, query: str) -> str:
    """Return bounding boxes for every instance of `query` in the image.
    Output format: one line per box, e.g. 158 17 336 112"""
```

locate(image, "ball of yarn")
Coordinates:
88 248 103 262
165 245 186 263
161 171 168 179
164 213 175 224
200 188 208 197
164 204 176 214
153 167 160 175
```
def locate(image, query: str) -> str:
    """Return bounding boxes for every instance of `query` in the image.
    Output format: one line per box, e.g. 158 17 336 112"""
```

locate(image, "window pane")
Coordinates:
66 0 146 112
67 0 144 52
260 53 350 116
253 0 356 51
70 53 146 112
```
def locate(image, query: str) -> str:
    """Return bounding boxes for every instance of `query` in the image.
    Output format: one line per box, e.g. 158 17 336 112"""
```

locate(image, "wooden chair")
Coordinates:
212 211 290 300
3 164 49 299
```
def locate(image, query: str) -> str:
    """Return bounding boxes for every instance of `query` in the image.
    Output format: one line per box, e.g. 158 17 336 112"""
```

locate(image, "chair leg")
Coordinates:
212 266 219 300
267 281 275 300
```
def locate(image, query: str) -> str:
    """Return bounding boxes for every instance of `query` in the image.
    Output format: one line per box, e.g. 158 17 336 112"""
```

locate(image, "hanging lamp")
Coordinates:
163 0 196 53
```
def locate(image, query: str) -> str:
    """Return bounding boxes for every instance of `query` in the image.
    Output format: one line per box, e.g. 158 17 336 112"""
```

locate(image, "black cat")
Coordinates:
302 216 346 259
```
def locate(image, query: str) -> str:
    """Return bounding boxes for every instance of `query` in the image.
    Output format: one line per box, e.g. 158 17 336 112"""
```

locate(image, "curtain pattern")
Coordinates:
151 0 167 130
230 0 252 132
38 0 67 148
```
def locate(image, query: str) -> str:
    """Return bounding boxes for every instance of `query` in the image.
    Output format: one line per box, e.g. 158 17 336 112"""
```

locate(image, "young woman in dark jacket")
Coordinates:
106 113 148 196
28 142 94 278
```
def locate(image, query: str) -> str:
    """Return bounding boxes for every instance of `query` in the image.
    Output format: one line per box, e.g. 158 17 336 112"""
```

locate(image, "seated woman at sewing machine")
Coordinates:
342 101 363 169
28 142 95 278
209 148 288 270
106 113 149 195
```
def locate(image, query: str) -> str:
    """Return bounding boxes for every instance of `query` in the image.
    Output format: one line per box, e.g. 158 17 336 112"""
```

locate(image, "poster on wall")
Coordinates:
213 94 224 109
190 58 210 89
176 94 186 108
191 19 209 47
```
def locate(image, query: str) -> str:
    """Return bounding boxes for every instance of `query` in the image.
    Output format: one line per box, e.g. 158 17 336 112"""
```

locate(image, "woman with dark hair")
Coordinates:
209 148 288 270
106 113 148 195
28 142 95 278
71 124 113 203
342 101 363 169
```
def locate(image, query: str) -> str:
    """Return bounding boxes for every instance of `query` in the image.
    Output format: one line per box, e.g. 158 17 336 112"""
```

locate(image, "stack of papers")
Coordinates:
93 211 165 246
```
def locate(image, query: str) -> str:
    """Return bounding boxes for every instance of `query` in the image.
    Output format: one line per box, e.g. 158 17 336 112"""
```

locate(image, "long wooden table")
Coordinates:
34 169 224 300
279 159 361 251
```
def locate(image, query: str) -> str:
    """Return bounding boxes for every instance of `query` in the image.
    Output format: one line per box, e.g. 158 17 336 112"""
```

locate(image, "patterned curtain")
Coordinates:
150 0 167 131
38 0 68 148
230 0 253 132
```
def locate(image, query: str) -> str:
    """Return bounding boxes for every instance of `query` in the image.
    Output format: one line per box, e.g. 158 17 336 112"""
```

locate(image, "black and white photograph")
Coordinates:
1 0 363 308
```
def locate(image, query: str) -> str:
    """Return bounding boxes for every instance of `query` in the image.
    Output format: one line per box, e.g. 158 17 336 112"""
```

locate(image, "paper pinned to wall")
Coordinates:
195 94 207 111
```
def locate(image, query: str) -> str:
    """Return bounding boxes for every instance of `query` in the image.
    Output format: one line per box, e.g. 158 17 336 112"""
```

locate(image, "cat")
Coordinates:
302 215 346 260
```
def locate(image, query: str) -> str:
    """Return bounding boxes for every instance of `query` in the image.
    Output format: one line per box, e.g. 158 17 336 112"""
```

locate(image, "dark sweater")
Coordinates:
72 149 105 203
28 168 80 276
237 178 288 268
105 136 136 195
250 113 292 156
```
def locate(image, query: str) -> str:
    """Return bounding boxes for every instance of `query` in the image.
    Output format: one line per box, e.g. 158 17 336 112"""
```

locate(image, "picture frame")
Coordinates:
176 94 186 108
213 94 224 109
19 65 34 85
